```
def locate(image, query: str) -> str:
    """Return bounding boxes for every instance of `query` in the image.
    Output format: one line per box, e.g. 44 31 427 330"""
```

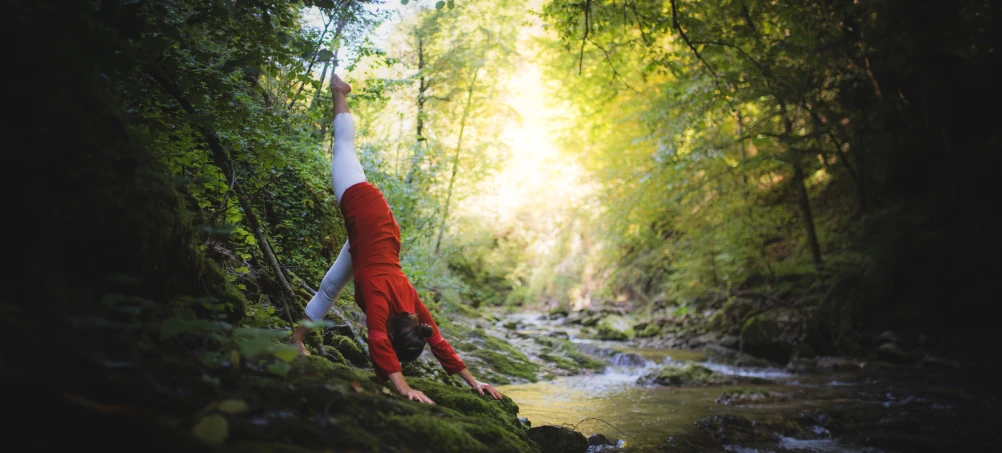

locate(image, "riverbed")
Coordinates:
494 313 1000 452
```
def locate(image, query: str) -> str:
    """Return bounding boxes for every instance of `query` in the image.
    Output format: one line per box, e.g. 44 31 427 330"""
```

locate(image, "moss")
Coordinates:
540 353 579 371
503 321 519 330
475 349 538 384
638 364 720 386
329 335 369 367
596 324 629 341
547 307 570 318
565 349 606 371
527 426 589 453
637 323 663 338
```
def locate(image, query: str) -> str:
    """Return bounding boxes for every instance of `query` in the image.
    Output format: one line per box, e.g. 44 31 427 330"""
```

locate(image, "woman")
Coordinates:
291 73 502 405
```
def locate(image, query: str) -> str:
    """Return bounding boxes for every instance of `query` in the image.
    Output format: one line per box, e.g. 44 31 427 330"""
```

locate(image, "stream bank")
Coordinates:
492 311 1002 453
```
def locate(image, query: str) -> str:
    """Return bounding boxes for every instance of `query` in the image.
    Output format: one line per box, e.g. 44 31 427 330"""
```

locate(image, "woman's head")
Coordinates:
389 312 433 362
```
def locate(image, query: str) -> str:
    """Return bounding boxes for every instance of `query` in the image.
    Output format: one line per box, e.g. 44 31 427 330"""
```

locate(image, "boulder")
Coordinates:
596 315 634 341
636 323 662 338
704 344 779 367
875 342 923 365
637 364 719 386
714 388 792 405
527 426 589 453
739 314 793 364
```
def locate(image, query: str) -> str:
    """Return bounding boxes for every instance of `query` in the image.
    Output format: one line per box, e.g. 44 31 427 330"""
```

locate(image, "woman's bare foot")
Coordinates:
291 324 312 356
331 73 352 94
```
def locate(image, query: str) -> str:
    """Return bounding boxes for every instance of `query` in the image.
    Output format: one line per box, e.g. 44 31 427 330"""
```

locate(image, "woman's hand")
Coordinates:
388 372 436 404
458 368 503 400
470 381 503 400
401 388 436 405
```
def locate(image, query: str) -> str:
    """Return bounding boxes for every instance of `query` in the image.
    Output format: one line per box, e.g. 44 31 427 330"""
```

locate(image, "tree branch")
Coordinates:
669 0 736 112
579 0 592 75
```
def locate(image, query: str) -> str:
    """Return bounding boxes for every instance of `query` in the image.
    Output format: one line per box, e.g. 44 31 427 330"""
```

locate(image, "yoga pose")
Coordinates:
291 73 502 405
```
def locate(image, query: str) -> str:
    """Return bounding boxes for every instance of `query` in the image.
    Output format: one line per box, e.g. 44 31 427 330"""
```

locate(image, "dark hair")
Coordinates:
389 312 433 362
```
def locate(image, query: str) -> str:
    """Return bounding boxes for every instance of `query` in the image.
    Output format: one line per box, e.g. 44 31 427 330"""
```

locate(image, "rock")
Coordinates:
527 426 589 453
875 342 922 365
719 335 740 349
328 335 369 368
636 323 663 338
588 433 622 447
917 354 959 369
638 364 719 386
608 352 648 368
548 330 570 339
588 433 609 446
582 316 601 327
739 314 793 364
792 343 816 359
714 388 791 405
503 321 520 330
518 417 531 428
704 344 778 367
548 307 570 319
596 315 634 341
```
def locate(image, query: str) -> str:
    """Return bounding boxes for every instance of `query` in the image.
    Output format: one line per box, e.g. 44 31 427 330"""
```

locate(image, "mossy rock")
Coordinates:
704 345 779 367
637 323 663 338
503 321 520 330
637 364 756 387
595 315 634 341
328 335 369 368
715 388 791 405
581 316 601 327
739 314 793 364
527 426 589 453
874 342 923 365
547 307 570 318
596 324 629 341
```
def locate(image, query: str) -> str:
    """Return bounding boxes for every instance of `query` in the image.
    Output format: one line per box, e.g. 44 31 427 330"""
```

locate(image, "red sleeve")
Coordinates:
414 297 467 375
364 297 401 381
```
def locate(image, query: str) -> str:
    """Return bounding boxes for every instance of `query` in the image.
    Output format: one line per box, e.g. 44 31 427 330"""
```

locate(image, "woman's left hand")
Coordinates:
471 381 503 399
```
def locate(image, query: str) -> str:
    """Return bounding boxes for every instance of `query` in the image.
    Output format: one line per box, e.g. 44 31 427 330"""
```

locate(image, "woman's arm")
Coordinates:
387 372 436 404
413 298 503 400
456 368 503 399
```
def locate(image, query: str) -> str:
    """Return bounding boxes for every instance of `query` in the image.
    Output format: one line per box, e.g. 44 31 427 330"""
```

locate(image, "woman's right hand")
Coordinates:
401 388 436 405
388 372 436 404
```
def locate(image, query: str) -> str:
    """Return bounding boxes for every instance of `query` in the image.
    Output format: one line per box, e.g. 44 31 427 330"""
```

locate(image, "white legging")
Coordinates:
304 113 366 321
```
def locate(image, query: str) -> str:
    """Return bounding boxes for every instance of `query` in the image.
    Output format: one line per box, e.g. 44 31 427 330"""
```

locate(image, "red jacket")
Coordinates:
340 182 466 381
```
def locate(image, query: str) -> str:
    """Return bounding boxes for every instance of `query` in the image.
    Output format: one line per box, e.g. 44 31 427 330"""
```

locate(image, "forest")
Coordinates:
7 0 1000 451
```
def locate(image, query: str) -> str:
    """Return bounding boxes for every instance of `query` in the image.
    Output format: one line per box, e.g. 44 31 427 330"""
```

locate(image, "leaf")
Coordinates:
317 49 333 61
237 337 274 359
271 344 300 363
401 0 409 4
230 350 240 369
216 400 249 414
435 1 445 9
447 0 455 9
268 361 292 377
192 414 229 444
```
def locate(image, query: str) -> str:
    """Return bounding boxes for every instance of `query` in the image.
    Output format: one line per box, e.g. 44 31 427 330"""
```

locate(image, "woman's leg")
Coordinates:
292 74 365 355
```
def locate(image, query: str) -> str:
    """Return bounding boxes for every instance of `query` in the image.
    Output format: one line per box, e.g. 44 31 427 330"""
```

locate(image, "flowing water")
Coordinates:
494 313 999 452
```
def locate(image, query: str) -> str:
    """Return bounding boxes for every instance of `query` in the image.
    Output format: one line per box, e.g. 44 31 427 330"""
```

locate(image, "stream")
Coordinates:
493 313 1000 452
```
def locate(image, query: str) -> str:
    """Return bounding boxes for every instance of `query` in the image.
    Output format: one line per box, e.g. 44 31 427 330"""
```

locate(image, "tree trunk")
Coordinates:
406 34 429 186
146 69 300 329
781 104 824 269
788 147 824 269
433 68 480 254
